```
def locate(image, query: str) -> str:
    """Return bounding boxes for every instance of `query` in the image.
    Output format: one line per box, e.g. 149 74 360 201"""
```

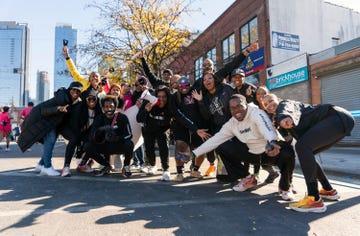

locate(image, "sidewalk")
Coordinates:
0 142 359 179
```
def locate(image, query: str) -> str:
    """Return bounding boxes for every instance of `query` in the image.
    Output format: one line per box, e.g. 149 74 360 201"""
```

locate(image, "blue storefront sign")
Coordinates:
272 31 300 51
267 66 309 90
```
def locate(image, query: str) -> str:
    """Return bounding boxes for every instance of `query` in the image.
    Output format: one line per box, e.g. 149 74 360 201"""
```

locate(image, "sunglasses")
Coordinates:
86 96 97 102
179 83 190 88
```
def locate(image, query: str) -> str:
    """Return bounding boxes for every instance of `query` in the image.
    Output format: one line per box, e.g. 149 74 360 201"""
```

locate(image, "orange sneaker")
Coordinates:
289 196 326 213
205 165 216 177
319 189 340 200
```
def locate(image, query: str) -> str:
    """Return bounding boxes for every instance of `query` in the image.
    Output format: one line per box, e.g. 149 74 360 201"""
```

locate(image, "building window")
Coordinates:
194 57 203 81
206 47 217 71
222 33 235 63
240 17 258 50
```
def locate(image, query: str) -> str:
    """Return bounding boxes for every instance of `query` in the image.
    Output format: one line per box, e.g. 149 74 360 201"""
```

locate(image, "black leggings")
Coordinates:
295 113 354 194
216 138 295 191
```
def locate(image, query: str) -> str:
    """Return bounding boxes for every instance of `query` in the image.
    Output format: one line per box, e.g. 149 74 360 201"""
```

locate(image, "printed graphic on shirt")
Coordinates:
209 97 224 116
259 113 273 132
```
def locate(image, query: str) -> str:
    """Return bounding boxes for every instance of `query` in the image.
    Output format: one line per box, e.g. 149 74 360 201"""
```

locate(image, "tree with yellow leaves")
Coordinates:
80 0 195 83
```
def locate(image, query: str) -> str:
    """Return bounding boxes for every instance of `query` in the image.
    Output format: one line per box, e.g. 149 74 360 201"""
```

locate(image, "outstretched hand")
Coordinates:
192 90 203 101
196 129 212 141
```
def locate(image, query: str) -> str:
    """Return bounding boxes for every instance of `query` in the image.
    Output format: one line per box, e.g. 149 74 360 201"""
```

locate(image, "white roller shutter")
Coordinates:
321 67 360 144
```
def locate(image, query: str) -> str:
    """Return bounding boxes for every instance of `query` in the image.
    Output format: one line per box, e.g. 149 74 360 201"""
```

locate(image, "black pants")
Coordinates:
216 138 295 191
295 112 354 193
61 127 81 167
84 139 134 167
142 130 169 171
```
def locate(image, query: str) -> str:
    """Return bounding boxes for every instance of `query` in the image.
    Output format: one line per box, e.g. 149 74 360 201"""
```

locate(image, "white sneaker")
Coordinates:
232 175 257 192
140 165 149 174
34 164 44 172
148 166 157 175
281 190 295 201
5 148 10 152
40 166 60 176
161 171 171 181
61 166 71 177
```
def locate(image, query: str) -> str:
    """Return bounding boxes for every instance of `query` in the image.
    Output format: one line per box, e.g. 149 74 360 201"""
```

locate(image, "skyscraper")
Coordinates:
53 23 77 91
0 21 30 107
37 70 50 102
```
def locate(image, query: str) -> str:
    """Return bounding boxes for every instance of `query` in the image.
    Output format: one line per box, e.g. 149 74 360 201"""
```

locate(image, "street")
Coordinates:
0 141 359 236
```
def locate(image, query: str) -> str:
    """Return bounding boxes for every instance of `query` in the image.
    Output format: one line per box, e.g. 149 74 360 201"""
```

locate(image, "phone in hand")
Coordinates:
63 39 69 46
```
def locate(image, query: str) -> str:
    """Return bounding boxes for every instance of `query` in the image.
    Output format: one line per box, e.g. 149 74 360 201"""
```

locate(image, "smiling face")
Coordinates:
229 97 248 121
69 88 81 101
110 86 121 97
262 94 279 114
203 73 216 93
231 74 245 89
86 96 97 109
89 72 100 88
202 58 214 74
102 100 116 119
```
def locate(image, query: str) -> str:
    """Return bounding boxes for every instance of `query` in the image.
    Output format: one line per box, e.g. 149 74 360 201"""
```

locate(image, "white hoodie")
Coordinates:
193 104 277 156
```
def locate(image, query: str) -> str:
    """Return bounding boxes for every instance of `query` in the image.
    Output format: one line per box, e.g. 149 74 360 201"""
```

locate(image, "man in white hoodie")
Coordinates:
191 94 295 200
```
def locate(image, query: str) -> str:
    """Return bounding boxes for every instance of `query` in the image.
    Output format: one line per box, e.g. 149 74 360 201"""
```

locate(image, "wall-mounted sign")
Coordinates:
266 53 308 90
272 31 300 51
239 46 265 75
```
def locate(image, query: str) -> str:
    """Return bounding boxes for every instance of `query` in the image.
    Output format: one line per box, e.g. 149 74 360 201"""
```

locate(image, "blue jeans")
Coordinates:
38 129 57 168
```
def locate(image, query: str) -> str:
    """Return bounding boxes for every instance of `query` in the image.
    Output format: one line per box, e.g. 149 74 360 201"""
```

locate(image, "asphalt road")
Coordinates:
0 142 359 236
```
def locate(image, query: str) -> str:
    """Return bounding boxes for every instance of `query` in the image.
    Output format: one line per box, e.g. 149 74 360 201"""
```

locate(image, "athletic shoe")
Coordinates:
161 171 171 181
281 190 295 201
76 158 83 165
122 165 132 177
140 165 149 174
232 175 257 192
148 166 157 175
61 167 71 177
26 148 32 152
40 166 60 176
94 166 112 177
76 164 94 173
5 148 10 152
34 164 44 172
130 163 140 170
319 189 340 200
174 173 184 182
264 170 280 183
205 165 216 177
289 196 327 213
190 170 203 179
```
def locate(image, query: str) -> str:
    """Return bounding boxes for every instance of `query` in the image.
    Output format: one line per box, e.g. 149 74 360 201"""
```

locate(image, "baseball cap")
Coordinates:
178 76 190 88
231 68 245 77
68 81 83 91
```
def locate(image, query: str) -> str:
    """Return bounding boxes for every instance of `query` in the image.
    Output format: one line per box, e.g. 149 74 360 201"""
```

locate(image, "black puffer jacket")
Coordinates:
17 88 80 152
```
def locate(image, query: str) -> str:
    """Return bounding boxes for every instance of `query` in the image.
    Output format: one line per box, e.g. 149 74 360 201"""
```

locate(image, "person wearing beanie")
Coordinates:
17 81 82 176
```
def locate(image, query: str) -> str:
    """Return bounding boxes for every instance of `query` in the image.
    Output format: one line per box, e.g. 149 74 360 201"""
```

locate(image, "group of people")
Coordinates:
16 41 355 213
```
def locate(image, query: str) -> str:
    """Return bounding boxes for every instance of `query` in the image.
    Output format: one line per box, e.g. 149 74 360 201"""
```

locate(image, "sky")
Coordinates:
0 0 360 98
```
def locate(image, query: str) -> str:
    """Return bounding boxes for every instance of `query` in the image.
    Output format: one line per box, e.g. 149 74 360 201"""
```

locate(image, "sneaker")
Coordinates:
319 189 340 200
122 165 132 177
161 171 171 181
61 167 71 177
87 159 94 167
94 166 112 177
76 164 94 173
289 196 327 213
76 158 83 165
34 164 44 172
264 171 280 183
130 163 140 170
140 165 149 174
205 165 216 177
232 175 257 192
26 148 32 152
5 148 10 152
40 166 60 176
190 170 203 179
174 173 184 182
148 166 157 175
281 190 295 201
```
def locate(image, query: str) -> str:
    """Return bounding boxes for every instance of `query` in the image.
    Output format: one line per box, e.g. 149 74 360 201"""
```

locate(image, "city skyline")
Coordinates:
0 0 359 102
